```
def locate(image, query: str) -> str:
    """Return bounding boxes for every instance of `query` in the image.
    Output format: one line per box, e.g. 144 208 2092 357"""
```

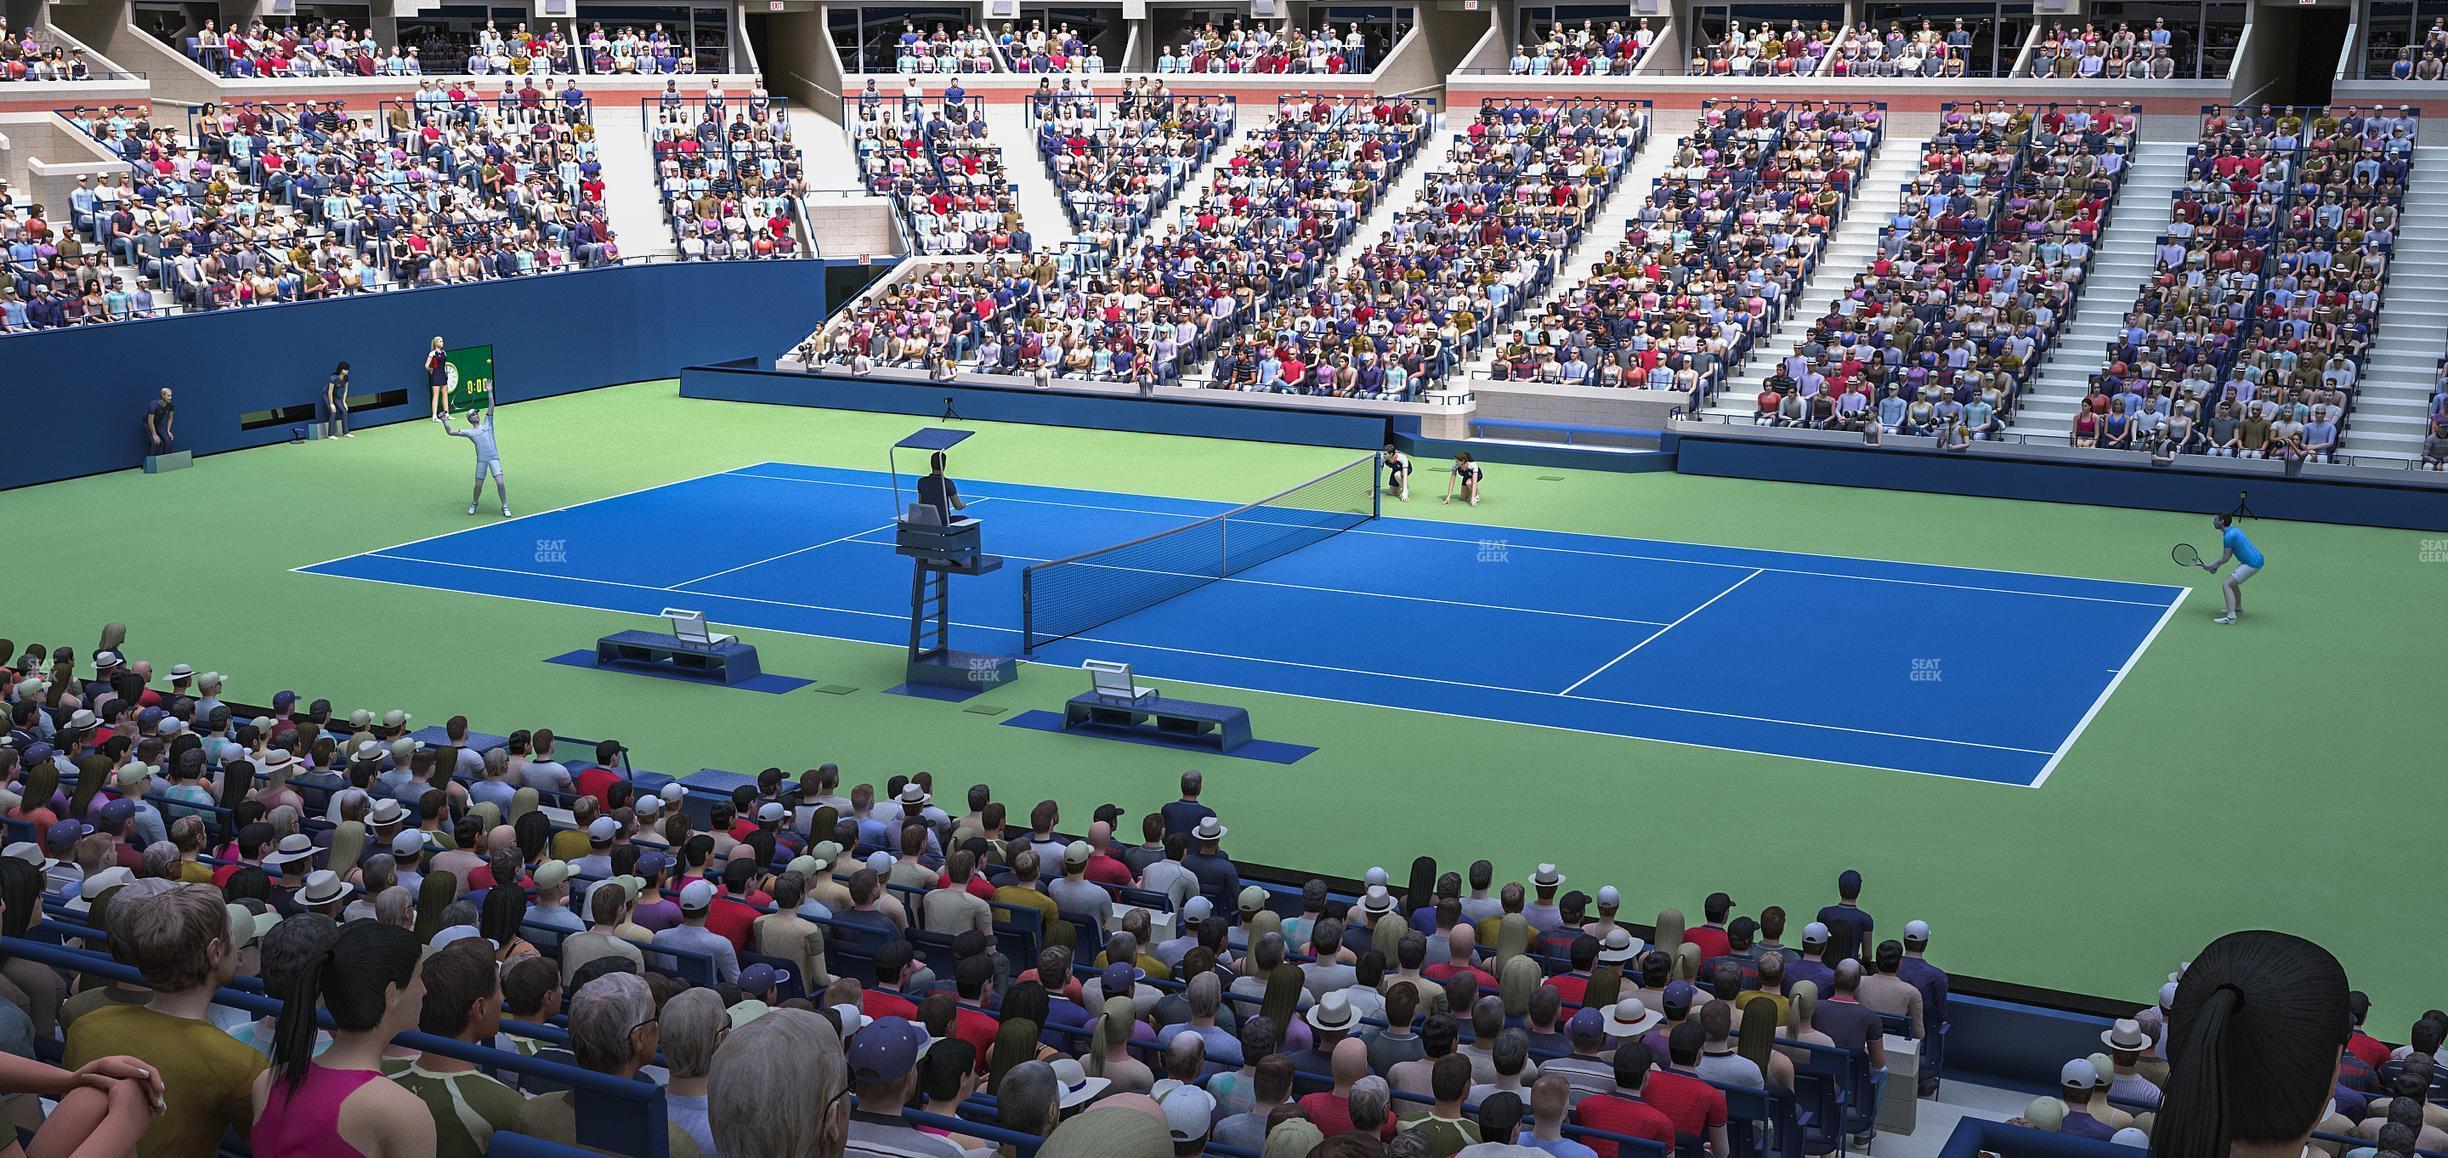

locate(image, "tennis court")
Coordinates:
299 460 2186 786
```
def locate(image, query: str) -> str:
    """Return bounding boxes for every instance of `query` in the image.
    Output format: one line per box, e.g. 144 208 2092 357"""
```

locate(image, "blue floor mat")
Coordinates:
544 650 814 694
999 709 1317 764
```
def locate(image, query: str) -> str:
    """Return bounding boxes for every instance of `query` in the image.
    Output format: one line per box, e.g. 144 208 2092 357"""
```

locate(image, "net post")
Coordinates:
1020 569 1036 654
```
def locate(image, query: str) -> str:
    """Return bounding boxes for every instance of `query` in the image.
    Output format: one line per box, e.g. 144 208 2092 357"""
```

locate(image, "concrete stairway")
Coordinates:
2010 139 2189 440
590 103 677 261
2341 145 2448 462
1706 137 1926 417
1334 113 1451 261
978 102 1075 250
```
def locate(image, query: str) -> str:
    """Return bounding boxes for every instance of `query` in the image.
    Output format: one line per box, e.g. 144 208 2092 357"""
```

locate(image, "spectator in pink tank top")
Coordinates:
251 922 434 1157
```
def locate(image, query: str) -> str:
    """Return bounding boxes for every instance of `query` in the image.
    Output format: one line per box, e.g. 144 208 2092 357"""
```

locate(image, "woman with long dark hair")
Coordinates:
2149 930 2352 1158
480 879 538 964
252 921 432 1155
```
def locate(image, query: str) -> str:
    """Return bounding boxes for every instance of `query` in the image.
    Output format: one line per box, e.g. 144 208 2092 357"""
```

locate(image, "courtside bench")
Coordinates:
1062 692 1252 753
594 629 763 685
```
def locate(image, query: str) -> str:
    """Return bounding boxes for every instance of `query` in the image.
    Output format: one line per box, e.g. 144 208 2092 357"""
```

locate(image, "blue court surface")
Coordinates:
298 462 2186 785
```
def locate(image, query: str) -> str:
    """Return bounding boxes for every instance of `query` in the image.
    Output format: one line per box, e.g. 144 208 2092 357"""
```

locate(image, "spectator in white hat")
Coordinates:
652 879 740 984
575 817 620 879
2055 1058 2125 1140
1523 865 1567 934
1787 922 1836 996
1181 816 1238 912
2099 1019 2162 1107
1897 919 1948 1095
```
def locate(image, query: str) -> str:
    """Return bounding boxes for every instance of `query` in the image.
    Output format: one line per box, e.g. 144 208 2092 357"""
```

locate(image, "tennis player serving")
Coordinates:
441 404 509 517
2195 513 2263 625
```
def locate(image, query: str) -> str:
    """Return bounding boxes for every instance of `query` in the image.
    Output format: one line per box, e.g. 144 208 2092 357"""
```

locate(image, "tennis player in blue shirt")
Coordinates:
2197 513 2264 625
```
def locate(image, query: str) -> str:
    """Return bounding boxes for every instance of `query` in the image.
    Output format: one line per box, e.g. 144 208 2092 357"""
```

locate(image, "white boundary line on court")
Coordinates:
666 512 954 591
290 462 762 574
2030 589 2188 789
318 550 2051 759
300 565 2052 782
289 460 2129 783
728 468 2180 609
1562 569 1764 695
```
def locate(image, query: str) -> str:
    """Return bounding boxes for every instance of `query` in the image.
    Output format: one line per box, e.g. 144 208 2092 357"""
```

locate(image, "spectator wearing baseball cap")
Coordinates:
846 1017 966 1156
526 861 585 947
1787 923 1837 997
1896 920 1949 1095
2056 1058 2123 1139
650 879 738 985
1161 1085 1214 1156
575 816 620 879
1048 841 1113 930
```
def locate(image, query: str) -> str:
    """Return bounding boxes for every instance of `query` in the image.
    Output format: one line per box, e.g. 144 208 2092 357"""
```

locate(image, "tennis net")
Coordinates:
1021 453 1381 652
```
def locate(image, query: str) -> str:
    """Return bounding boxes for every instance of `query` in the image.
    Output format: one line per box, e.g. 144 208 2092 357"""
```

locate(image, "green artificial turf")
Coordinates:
4 379 2437 1026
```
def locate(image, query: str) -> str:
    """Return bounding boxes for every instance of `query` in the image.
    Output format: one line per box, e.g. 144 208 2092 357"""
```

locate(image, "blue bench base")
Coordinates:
594 630 761 685
1062 693 1251 752
142 451 192 473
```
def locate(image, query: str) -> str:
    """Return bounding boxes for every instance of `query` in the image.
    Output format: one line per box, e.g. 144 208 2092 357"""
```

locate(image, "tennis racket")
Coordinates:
2171 543 2203 569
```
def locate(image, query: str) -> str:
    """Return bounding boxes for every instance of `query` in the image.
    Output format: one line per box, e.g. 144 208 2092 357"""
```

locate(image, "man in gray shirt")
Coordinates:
441 403 510 516
1047 841 1114 929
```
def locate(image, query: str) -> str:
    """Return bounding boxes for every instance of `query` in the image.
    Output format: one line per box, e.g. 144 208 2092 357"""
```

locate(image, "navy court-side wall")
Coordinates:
679 361 1396 450
0 260 834 492
1677 432 2448 532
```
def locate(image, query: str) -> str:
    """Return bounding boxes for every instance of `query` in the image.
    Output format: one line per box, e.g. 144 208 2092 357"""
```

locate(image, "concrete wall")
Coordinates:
1470 378 1690 433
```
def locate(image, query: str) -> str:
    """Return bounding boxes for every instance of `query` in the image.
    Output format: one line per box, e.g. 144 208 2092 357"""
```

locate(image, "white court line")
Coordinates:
290 462 766 574
327 550 2046 757
1563 569 1764 695
726 468 2177 608
2032 590 2188 788
662 501 986 591
304 565 2052 781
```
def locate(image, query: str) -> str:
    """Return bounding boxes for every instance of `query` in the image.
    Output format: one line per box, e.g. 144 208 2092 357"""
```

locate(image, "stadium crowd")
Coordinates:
1155 22 1373 75
1 20 97 81
2026 21 2189 80
1750 101 2135 439
1485 100 1884 392
0 637 2416 1158
850 92 1030 257
2077 104 2412 459
867 22 1004 75
2382 20 2448 78
1505 19 1659 76
648 84 810 260
820 94 1432 384
1682 21 1838 78
1002 23 1113 74
3 85 618 330
1823 20 1989 79
1033 86 1236 263
1210 98 1650 400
